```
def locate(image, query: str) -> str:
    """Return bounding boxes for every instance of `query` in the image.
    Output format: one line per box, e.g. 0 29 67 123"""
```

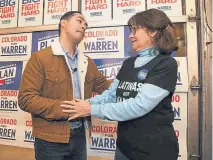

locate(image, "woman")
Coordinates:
61 9 179 160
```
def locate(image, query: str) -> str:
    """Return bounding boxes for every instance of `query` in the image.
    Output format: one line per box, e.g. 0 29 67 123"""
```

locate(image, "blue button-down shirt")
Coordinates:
62 46 83 129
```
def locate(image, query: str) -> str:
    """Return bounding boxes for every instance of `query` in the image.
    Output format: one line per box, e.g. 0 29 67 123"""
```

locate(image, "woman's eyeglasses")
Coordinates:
129 25 143 35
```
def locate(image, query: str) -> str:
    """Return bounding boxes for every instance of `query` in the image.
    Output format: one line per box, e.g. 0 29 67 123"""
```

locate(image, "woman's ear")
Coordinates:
148 31 157 38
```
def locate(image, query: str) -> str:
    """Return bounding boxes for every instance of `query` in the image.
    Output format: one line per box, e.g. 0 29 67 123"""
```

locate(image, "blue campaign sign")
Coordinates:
31 30 59 54
0 61 23 90
93 58 125 67
93 58 125 80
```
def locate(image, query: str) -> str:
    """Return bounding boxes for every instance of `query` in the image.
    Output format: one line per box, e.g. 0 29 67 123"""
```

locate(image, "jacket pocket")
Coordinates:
46 71 66 86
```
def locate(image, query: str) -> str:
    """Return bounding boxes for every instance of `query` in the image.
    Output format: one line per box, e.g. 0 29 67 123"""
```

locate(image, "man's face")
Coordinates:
61 13 88 44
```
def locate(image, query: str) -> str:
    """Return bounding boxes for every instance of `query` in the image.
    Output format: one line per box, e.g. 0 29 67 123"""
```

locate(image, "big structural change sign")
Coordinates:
81 0 112 22
113 0 145 20
0 0 18 28
147 0 183 16
44 0 72 25
18 0 43 27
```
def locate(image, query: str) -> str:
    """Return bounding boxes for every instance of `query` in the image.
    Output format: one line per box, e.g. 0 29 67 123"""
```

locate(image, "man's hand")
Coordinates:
60 98 91 121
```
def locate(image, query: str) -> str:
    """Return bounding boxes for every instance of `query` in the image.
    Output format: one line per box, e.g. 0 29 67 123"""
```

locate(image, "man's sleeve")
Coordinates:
90 59 111 94
18 53 69 121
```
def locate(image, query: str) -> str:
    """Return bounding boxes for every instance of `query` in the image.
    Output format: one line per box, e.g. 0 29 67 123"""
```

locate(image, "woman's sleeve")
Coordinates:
89 78 119 104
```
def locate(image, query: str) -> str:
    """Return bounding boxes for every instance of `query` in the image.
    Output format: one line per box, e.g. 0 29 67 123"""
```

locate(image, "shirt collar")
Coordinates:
61 44 78 60
137 46 159 57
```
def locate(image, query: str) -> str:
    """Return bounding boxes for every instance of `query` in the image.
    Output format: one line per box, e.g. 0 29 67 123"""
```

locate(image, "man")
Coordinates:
18 11 110 160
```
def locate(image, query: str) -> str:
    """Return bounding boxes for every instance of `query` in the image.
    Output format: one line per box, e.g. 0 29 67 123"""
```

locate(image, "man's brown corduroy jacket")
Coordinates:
18 39 110 143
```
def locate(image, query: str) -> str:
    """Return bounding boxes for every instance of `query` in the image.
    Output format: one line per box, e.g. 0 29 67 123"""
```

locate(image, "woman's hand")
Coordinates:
61 98 91 121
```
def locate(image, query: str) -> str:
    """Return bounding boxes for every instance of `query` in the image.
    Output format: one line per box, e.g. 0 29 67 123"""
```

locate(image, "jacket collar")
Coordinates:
50 39 81 57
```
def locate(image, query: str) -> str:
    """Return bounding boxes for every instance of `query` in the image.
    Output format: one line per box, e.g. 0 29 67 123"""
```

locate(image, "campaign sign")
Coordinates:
113 0 145 20
0 61 23 90
44 0 72 25
31 30 59 53
0 33 32 59
81 0 112 22
93 58 125 80
0 0 18 28
18 0 43 27
147 0 183 16
79 27 125 59
0 116 18 142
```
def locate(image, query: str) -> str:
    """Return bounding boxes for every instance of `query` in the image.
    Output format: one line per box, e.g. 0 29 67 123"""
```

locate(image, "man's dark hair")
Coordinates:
58 11 82 37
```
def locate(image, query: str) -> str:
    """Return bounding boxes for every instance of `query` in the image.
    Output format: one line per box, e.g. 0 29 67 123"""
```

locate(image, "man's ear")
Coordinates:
60 19 67 29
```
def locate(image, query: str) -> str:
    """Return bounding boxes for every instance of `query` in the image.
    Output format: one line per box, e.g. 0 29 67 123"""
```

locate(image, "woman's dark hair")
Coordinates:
128 9 178 54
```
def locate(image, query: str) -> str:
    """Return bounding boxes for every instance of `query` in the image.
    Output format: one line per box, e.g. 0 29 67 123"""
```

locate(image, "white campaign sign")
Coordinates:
0 33 32 60
174 57 189 92
0 0 18 28
79 27 125 59
113 0 145 20
44 0 72 25
81 0 112 22
147 0 183 16
172 93 188 160
18 0 43 27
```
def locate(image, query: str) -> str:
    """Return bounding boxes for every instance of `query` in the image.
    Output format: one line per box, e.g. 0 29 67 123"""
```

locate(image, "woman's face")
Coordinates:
129 25 155 52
